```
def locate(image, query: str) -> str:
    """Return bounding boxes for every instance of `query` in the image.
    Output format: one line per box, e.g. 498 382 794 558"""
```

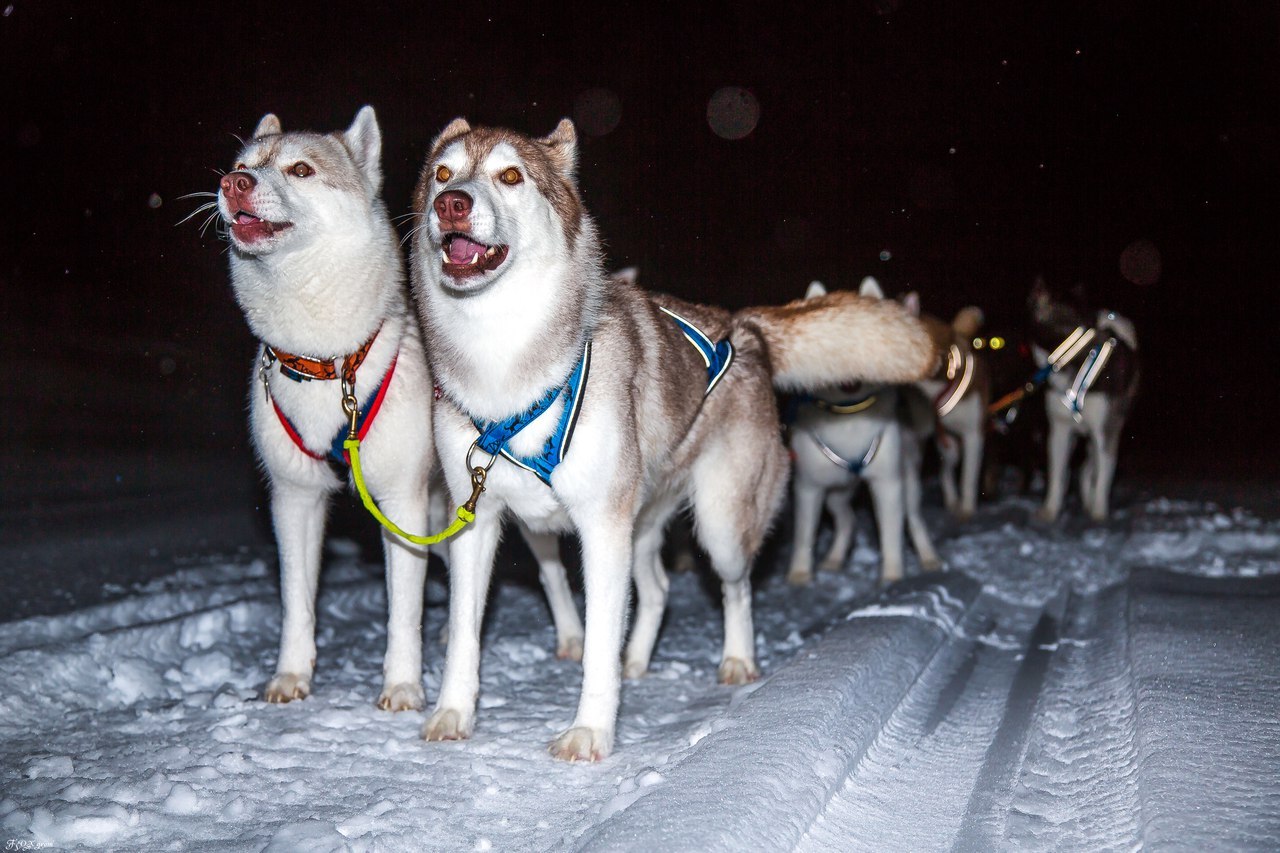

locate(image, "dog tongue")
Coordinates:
448 236 489 264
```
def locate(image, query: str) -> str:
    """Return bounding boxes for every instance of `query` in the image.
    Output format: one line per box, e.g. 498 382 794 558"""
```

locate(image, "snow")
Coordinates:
1 493 1278 850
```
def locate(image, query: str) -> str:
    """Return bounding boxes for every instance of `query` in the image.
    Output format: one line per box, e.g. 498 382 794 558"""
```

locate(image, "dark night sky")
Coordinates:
3 1 1277 476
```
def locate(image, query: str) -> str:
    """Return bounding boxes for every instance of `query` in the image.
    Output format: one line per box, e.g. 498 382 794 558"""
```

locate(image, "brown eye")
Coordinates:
499 167 523 186
436 165 452 183
290 162 314 178
234 162 247 172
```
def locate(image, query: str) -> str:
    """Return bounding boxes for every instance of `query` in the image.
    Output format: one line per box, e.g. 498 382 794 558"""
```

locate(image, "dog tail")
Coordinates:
733 290 940 392
951 306 984 340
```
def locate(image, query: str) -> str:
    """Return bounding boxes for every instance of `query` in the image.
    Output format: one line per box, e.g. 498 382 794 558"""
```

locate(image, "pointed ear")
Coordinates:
540 118 578 175
804 280 827 300
610 267 638 286
902 291 920 317
1029 275 1050 310
343 106 383 193
430 118 472 155
253 113 282 138
858 276 884 299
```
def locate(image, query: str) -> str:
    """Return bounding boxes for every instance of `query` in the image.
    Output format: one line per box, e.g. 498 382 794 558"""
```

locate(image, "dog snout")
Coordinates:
434 190 473 229
220 171 256 201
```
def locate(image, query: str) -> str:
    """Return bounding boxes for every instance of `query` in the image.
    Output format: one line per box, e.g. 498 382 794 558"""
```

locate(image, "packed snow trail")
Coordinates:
1 495 1278 851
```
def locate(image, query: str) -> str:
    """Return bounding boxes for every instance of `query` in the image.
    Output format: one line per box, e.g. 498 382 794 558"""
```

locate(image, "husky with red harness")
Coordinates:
217 108 585 716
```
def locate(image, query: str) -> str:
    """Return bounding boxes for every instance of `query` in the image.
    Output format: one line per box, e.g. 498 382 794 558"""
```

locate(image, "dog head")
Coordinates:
219 107 385 257
410 118 587 294
1027 276 1089 350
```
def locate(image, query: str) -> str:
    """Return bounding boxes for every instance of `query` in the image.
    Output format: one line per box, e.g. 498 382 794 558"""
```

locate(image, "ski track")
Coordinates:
1 497 1277 850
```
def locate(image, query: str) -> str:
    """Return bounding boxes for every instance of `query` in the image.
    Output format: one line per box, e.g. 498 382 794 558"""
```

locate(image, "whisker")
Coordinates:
175 200 219 227
176 191 217 201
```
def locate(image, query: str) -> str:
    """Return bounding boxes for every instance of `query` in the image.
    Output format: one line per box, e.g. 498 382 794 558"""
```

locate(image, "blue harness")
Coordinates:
469 309 733 486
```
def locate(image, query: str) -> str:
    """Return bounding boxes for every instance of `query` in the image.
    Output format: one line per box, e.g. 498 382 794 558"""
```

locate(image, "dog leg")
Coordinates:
1037 414 1076 522
818 486 857 572
901 429 942 569
549 509 634 762
786 479 825 585
1087 414 1121 522
958 427 983 521
938 432 961 514
264 482 329 703
623 516 671 679
376 494 430 713
518 524 583 661
867 473 906 584
422 511 501 743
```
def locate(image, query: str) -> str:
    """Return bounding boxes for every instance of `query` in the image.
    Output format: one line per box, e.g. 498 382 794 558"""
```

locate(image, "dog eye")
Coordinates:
499 167 523 186
289 162 314 178
234 162 247 172
436 165 452 183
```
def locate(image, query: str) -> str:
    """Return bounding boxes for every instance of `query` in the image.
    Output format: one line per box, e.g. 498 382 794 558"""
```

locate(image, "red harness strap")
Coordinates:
272 354 399 464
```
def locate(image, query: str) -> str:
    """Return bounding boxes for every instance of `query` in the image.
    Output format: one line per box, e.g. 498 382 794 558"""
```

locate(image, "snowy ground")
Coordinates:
1 485 1278 851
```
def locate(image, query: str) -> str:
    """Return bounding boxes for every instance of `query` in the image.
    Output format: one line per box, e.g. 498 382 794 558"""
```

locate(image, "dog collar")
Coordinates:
471 339 593 486
262 325 381 385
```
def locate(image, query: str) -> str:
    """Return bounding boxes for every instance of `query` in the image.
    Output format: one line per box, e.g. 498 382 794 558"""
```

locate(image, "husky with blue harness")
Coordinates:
407 118 940 761
787 279 942 587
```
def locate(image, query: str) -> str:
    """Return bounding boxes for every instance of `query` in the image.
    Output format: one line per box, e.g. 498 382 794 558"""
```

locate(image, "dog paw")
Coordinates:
548 726 612 762
623 659 649 680
557 636 584 662
1034 506 1060 523
377 682 426 713
786 569 813 587
919 556 944 572
953 509 974 523
263 673 310 704
422 708 471 742
817 557 844 573
718 657 760 685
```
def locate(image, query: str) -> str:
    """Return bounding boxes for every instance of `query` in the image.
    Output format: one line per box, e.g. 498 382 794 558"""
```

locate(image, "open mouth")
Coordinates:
441 233 508 278
228 208 292 244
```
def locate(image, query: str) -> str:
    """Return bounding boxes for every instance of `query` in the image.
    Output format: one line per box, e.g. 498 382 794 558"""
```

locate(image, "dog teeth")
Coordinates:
484 246 496 258
470 253 480 265
441 249 450 264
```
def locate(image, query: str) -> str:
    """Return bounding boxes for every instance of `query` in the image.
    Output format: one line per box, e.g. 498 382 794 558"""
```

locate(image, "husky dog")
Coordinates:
1028 277 1140 522
407 118 938 761
787 279 941 586
901 293 991 521
217 109 583 714
217 107 438 711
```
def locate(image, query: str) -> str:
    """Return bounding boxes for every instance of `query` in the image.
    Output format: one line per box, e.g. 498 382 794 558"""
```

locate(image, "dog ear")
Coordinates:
805 280 828 299
253 113 282 139
540 119 579 176
431 118 472 156
1029 275 1050 312
901 291 920 317
609 267 639 286
858 277 884 299
344 106 383 194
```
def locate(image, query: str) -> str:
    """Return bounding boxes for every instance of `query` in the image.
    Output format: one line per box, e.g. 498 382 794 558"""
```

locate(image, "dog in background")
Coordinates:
900 293 991 521
787 278 942 586
1028 277 1140 522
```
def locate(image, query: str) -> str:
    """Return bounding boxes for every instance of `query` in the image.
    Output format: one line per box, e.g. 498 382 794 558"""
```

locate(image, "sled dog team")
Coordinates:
213 107 1138 761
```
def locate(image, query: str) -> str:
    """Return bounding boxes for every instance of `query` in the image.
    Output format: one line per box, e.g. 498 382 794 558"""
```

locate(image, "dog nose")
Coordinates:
434 190 473 224
220 171 256 199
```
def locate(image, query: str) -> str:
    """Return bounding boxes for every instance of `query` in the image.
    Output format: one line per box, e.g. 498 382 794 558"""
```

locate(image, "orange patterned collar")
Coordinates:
264 325 381 386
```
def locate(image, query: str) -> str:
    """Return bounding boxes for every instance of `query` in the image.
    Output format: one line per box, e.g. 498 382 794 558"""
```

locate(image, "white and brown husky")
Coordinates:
787 278 941 586
1028 277 1140 522
216 109 583 715
901 293 991 521
407 118 938 760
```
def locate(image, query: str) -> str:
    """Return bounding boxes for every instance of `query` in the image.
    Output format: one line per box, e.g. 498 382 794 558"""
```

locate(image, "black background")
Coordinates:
3 0 1277 480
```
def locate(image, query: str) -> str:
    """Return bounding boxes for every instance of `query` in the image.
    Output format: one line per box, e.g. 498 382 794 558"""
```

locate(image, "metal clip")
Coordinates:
464 467 487 514
259 349 273 401
341 380 360 441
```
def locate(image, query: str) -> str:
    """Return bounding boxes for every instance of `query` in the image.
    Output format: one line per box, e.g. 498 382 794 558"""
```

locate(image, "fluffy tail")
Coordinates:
734 290 940 392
